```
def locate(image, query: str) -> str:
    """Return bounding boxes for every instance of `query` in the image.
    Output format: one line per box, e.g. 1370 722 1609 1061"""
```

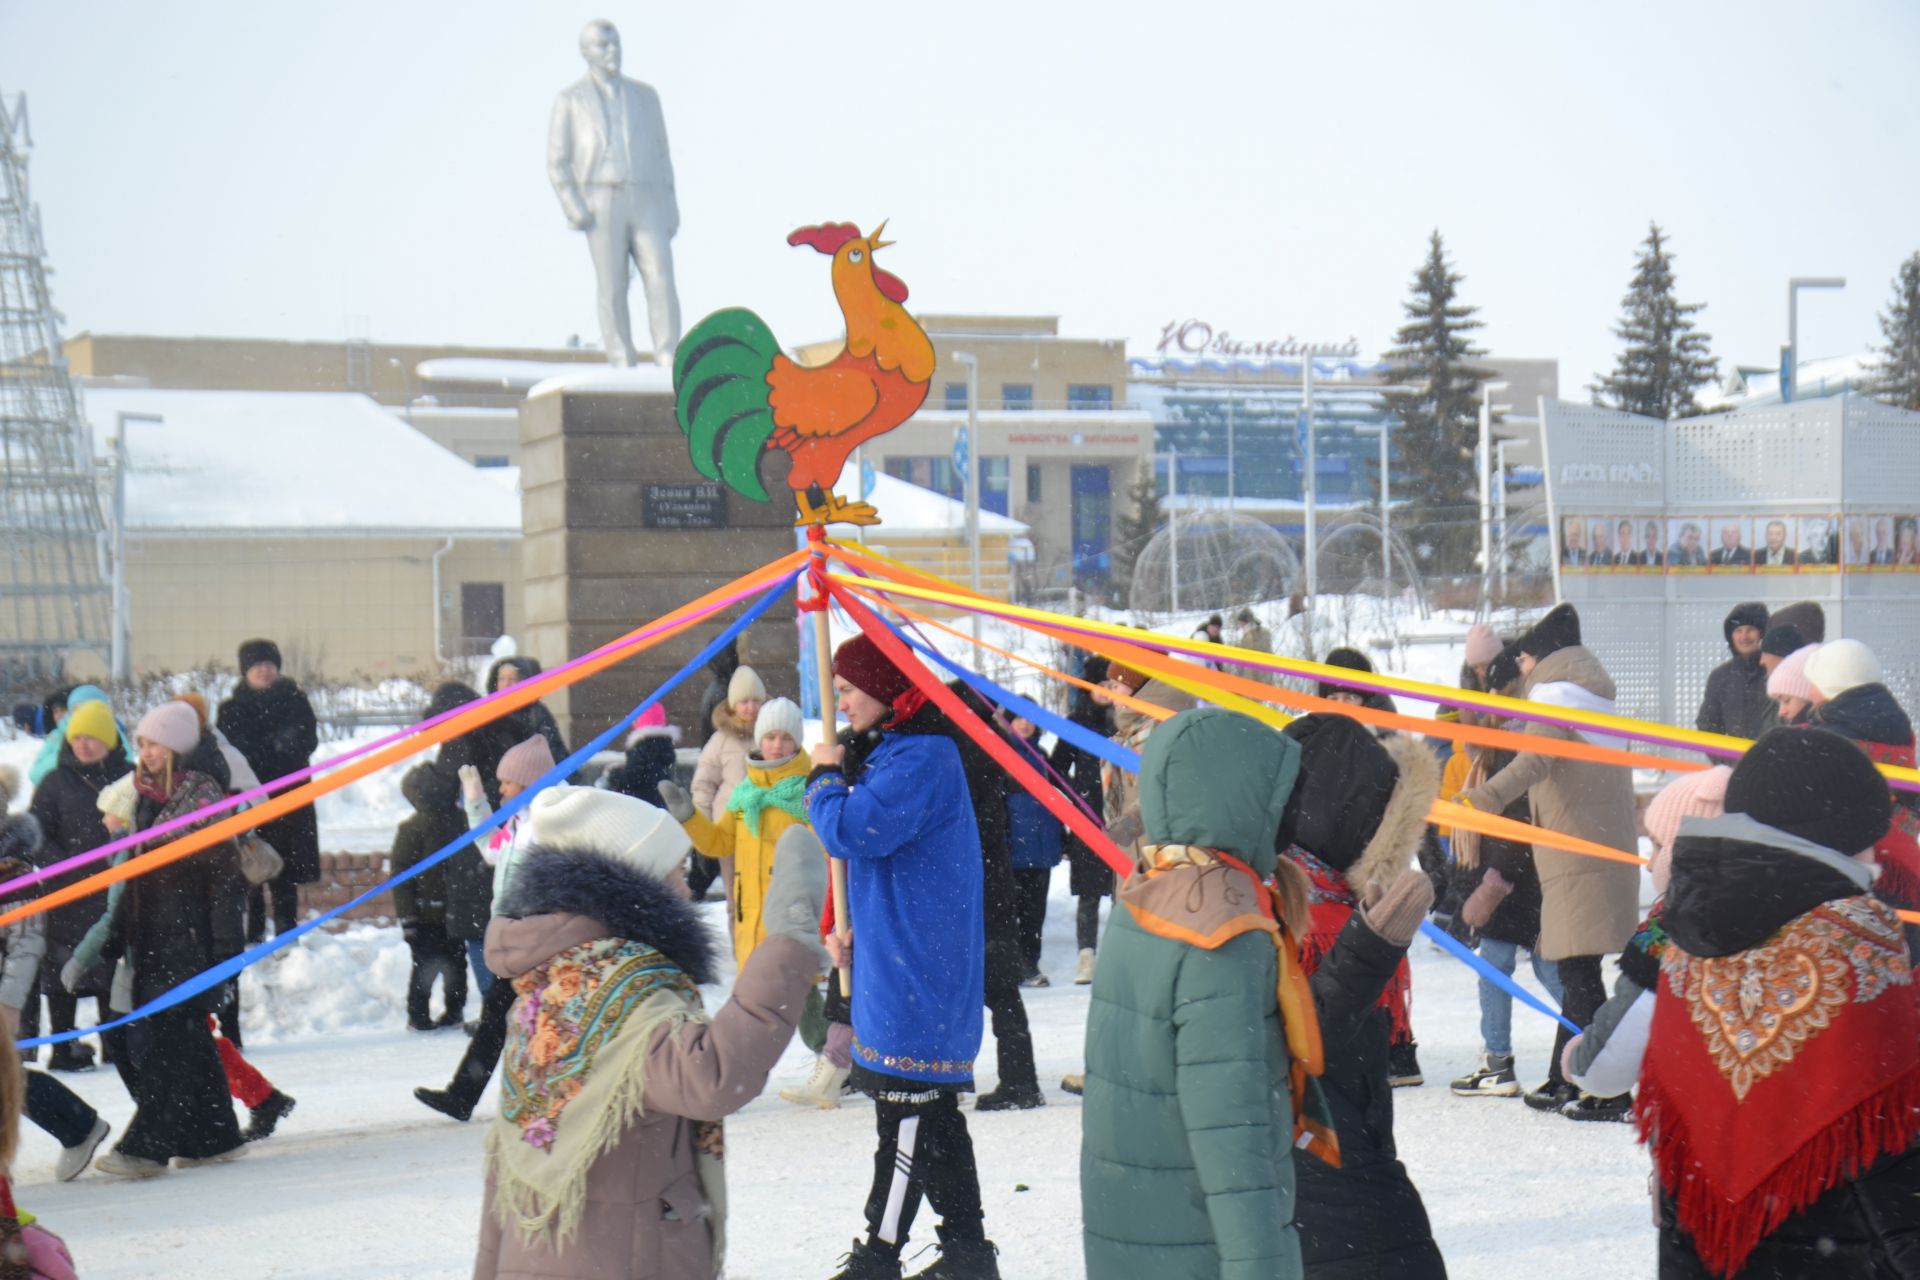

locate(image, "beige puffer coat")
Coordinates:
1459 645 1640 961
690 705 753 823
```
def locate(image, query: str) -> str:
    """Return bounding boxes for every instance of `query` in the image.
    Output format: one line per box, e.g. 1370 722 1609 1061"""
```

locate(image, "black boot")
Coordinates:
413 1086 475 1123
1524 1080 1578 1113
907 1227 1000 1279
828 1237 903 1280
245 1090 298 1141
47 1042 95 1074
1387 1040 1423 1087
1561 1091 1633 1123
973 1086 1044 1112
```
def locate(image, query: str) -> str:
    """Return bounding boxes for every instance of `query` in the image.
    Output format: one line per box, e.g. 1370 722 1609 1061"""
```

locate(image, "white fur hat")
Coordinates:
1806 638 1881 700
752 697 804 750
528 785 689 881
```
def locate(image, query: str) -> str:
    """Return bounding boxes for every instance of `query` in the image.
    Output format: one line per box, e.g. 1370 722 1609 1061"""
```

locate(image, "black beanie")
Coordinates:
1768 600 1826 644
1722 602 1769 649
1519 604 1581 660
1725 727 1892 855
238 638 283 674
1487 643 1525 694
1317 647 1374 700
1760 624 1807 659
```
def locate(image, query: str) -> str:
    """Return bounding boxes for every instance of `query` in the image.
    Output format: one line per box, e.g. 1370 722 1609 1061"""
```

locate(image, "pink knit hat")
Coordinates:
1464 624 1502 668
134 701 201 757
1766 642 1821 704
496 735 557 788
624 703 682 748
1644 765 1732 893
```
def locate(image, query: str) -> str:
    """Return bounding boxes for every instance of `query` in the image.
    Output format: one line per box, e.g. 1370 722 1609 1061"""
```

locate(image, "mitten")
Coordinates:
1460 868 1514 930
656 780 695 823
59 956 86 995
1359 868 1436 948
457 764 484 805
761 827 830 969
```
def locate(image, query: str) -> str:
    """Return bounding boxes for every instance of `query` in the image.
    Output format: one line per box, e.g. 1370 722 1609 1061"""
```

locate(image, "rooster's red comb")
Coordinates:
788 223 862 255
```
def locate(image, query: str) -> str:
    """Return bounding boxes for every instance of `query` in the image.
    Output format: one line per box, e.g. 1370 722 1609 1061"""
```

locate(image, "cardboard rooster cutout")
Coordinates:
671 221 935 527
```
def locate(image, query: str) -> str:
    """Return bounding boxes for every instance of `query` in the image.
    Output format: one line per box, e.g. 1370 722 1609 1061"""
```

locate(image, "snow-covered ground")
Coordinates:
16 878 1655 1279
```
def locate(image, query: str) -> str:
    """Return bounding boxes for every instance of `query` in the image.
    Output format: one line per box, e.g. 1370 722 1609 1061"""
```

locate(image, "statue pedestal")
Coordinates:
518 375 798 749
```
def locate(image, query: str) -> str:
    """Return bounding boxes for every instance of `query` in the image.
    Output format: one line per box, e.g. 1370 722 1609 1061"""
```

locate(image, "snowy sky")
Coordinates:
4 0 1916 398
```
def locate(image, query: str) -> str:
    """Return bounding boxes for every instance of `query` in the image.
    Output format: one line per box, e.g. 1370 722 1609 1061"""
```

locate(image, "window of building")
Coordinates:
1027 462 1042 503
885 455 961 499
945 382 968 411
460 582 506 656
1001 383 1033 411
1066 383 1113 410
473 455 510 469
982 455 1010 516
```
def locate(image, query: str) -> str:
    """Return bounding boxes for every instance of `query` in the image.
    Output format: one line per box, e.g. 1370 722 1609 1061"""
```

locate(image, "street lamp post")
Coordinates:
953 352 981 643
1302 356 1317 656
109 411 163 684
1478 381 1510 613
1784 277 1846 403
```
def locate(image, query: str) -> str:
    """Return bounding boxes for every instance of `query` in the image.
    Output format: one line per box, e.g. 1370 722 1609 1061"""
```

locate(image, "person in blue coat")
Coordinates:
807 632 999 1280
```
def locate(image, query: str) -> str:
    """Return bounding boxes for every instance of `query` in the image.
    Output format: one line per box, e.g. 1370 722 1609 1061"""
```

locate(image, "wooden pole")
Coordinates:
807 525 851 998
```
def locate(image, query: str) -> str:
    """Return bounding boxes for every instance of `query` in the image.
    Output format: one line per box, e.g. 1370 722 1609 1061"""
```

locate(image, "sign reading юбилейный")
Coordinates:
1156 319 1362 361
642 482 726 530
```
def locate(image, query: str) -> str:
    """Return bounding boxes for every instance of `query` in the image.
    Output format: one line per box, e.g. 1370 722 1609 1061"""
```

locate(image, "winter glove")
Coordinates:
59 956 87 996
761 827 830 970
1460 868 1514 931
1359 867 1436 949
656 780 695 823
1105 804 1144 851
457 764 485 805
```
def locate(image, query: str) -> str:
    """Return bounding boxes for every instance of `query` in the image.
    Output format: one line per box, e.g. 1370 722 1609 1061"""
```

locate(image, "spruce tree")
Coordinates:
1111 460 1164 599
1868 251 1920 411
1591 223 1718 418
1379 230 1496 569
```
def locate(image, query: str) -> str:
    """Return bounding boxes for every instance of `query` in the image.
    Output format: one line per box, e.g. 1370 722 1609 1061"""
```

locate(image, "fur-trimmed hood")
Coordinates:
1278 713 1440 891
711 701 753 742
498 844 718 985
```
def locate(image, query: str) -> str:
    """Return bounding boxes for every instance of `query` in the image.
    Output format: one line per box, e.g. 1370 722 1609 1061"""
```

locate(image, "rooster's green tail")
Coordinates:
672 308 779 503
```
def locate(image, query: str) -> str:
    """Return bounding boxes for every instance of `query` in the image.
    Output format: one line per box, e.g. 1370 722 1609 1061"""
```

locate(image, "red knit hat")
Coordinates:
832 633 912 706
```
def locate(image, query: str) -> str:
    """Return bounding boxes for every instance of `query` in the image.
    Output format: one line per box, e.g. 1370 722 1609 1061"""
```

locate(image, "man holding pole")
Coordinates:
806 634 999 1279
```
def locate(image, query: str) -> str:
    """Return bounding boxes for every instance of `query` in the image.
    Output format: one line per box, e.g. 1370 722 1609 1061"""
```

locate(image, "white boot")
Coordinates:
1074 948 1096 985
778 1055 849 1110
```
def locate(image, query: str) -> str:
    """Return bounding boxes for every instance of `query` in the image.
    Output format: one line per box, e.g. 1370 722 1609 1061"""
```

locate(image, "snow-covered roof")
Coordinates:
83 387 522 535
415 356 611 391
525 364 676 400
864 470 1027 536
1709 352 1879 409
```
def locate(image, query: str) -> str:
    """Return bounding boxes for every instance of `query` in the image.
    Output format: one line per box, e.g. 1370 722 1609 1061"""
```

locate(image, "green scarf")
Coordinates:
725 772 807 838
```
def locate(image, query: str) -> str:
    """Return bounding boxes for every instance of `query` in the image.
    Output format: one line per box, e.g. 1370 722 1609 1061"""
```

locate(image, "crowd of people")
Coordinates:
2 599 1918 1279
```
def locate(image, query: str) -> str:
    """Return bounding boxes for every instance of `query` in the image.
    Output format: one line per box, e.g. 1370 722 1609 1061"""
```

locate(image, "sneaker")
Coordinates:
1387 1041 1424 1088
413 1085 475 1123
1059 1073 1084 1096
777 1055 850 1110
246 1090 298 1141
973 1086 1045 1112
1449 1052 1521 1098
828 1237 903 1280
908 1229 1001 1279
95 1148 168 1179
1561 1091 1633 1123
57 1118 111 1182
175 1144 248 1169
1073 948 1096 985
1523 1080 1579 1113
1019 970 1050 989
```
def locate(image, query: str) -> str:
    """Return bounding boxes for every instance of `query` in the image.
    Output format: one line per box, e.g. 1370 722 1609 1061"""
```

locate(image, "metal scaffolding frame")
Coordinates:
0 89 110 685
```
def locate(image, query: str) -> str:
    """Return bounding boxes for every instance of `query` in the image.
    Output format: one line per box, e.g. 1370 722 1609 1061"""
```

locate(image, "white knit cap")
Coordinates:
1805 638 1881 700
753 697 804 749
96 773 139 824
528 785 690 880
728 665 768 706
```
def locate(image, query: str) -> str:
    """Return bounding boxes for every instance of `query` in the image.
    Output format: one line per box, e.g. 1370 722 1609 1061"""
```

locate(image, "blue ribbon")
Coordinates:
1418 919 1580 1033
20 570 800 1049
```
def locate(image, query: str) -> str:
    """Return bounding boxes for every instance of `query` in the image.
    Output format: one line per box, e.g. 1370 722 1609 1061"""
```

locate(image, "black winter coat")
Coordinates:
105 769 247 1013
483 657 570 767
1297 915 1447 1280
217 678 320 883
1695 653 1771 741
1465 746 1547 948
390 763 469 930
27 741 133 960
605 737 677 807
1050 702 1113 899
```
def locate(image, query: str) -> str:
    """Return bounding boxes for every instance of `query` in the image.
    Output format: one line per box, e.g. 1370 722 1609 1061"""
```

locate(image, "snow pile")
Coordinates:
237 924 415 1044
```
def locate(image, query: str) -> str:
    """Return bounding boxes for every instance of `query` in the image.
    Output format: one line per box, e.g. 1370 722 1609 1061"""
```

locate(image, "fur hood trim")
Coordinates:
501 844 718 985
1345 733 1441 893
711 702 753 741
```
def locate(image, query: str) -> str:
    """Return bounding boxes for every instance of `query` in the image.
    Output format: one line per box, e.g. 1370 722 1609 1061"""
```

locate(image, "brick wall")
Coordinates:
296 851 397 930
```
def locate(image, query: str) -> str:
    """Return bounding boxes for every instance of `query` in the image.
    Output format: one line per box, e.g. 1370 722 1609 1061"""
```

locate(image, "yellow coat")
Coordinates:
683 751 813 967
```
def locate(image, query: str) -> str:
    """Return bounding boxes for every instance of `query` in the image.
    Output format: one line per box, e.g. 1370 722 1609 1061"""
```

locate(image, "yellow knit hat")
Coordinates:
64 700 119 750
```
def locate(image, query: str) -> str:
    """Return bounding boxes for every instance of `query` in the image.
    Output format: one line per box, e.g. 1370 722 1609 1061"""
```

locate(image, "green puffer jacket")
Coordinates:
1081 708 1305 1280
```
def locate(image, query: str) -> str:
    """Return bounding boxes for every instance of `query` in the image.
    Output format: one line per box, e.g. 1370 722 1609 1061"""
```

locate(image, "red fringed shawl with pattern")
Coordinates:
1281 844 1413 1042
